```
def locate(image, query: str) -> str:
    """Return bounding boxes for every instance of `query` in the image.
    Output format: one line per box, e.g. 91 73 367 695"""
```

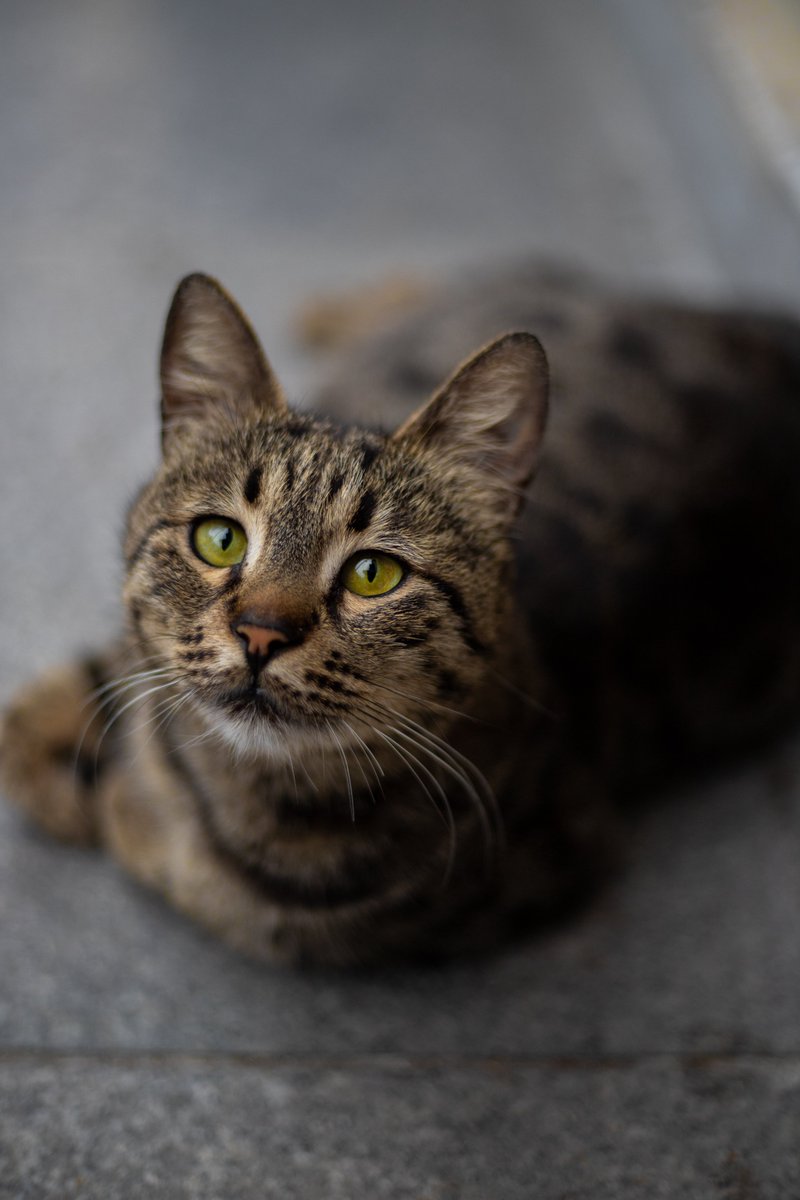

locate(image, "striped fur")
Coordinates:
3 264 800 965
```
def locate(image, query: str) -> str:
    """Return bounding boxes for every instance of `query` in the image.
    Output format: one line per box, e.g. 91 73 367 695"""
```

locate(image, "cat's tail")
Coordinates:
293 274 430 350
0 650 124 845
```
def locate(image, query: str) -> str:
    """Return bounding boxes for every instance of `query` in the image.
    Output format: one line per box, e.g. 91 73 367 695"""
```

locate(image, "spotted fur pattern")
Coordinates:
3 264 800 964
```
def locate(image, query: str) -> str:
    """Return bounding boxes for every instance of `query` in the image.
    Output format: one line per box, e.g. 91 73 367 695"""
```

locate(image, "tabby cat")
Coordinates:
3 265 800 965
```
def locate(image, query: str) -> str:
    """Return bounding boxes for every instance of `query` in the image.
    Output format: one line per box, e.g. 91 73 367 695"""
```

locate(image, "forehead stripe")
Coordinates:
348 490 376 534
360 440 379 472
328 471 344 501
243 465 263 504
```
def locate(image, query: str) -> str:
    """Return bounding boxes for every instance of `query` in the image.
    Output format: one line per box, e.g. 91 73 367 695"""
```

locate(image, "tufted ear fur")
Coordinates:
393 332 549 519
159 273 286 447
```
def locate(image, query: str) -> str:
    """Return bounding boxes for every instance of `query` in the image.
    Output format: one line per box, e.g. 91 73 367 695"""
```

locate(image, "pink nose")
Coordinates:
235 623 290 661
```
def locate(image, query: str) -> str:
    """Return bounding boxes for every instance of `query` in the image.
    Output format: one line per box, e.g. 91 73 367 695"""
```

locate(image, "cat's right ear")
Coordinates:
393 332 549 521
159 273 287 448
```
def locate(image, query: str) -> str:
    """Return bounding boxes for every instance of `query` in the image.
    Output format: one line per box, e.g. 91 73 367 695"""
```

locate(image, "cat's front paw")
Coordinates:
0 659 111 845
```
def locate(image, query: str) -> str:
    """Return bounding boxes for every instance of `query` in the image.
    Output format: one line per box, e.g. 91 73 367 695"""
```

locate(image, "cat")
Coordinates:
2 264 800 966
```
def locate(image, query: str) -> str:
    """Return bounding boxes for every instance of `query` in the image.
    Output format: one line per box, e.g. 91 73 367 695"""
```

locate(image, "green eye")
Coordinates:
342 552 404 597
192 518 248 567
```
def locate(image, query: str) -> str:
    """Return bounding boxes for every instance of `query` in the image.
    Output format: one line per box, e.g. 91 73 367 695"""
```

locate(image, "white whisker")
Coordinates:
92 679 178 771
370 677 481 726
328 722 356 822
373 725 457 887
73 665 175 788
364 699 504 873
340 720 384 803
82 665 173 712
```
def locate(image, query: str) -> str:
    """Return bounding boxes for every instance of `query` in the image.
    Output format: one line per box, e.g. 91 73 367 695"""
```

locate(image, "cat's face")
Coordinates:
123 274 548 761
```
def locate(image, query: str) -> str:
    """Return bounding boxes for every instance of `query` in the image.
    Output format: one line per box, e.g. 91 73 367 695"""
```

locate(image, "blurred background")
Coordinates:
2 2 800 1196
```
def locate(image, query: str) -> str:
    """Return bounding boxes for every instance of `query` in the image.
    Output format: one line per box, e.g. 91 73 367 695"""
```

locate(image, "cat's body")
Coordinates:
3 264 800 965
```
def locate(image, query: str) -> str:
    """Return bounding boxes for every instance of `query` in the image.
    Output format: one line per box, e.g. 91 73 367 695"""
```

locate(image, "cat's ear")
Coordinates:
159 273 287 445
393 332 549 518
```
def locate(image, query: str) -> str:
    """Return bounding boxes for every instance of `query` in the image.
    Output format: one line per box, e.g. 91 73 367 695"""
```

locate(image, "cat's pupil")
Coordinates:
366 558 377 583
220 527 233 551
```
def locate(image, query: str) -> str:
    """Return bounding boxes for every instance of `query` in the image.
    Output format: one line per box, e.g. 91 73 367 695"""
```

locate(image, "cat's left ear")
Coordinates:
160 273 287 446
393 332 549 519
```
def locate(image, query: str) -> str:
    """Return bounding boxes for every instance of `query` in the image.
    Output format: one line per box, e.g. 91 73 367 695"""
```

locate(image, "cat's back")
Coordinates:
312 262 800 457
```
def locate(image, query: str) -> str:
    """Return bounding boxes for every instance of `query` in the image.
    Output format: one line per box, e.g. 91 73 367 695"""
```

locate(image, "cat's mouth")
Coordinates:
220 683 292 722
209 678 345 735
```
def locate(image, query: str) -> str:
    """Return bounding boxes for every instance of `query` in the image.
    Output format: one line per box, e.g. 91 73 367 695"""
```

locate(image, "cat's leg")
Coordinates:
0 648 127 845
99 763 291 960
0 651 293 959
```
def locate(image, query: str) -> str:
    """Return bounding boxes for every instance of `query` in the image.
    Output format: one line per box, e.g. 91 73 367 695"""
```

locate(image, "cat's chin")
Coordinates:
194 690 327 764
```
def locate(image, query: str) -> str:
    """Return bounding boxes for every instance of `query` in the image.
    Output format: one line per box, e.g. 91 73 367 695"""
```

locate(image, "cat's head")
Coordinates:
124 274 548 761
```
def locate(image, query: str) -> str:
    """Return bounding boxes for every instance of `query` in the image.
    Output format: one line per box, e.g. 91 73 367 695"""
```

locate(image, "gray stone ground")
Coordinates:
1 1 800 1196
